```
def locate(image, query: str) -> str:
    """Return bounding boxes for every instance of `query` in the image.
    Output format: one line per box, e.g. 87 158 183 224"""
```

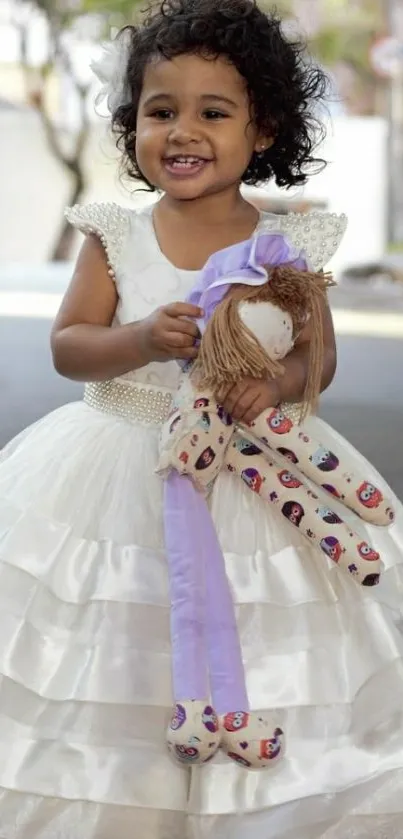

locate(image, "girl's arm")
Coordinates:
217 294 337 423
276 294 337 404
51 236 201 382
51 236 151 381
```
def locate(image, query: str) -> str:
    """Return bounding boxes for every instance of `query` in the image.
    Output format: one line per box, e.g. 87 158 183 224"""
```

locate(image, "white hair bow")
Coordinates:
91 28 132 114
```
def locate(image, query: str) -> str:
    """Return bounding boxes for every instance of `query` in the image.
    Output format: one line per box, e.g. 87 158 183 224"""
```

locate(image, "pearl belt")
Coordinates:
84 380 173 426
84 379 304 427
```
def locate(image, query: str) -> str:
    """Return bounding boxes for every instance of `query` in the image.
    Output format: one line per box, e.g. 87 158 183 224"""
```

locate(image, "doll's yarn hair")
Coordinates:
194 266 334 418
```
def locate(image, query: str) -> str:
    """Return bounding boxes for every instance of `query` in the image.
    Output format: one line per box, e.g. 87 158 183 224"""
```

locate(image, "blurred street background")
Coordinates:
0 0 403 497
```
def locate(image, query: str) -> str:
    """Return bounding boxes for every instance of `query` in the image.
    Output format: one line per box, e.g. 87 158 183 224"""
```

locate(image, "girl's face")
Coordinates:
136 53 269 201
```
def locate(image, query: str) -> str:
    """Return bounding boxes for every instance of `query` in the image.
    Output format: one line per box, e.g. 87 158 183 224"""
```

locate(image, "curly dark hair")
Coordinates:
112 0 328 190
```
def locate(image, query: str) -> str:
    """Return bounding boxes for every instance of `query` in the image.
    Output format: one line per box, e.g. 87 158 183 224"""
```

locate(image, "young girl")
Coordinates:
1 1 403 837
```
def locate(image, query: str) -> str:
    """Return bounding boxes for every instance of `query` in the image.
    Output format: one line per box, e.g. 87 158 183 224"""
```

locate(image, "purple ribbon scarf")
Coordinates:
164 231 307 712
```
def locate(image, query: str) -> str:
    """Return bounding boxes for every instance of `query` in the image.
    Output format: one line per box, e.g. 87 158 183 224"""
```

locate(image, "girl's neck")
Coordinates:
157 188 259 229
153 188 261 271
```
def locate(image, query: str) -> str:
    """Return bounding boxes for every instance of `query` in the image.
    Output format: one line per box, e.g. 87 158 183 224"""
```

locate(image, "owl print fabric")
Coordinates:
158 382 394 587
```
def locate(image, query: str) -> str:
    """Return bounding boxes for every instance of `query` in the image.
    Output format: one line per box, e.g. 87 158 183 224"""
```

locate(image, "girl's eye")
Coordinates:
203 109 228 120
150 109 174 120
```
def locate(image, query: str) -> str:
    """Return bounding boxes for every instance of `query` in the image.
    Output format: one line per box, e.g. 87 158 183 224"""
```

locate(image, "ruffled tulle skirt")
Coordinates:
1 400 403 838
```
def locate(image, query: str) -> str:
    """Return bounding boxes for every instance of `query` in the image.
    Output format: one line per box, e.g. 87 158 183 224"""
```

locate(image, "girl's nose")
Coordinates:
168 117 201 145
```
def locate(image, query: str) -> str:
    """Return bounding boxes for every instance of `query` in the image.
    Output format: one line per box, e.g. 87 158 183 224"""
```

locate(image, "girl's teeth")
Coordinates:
170 157 203 168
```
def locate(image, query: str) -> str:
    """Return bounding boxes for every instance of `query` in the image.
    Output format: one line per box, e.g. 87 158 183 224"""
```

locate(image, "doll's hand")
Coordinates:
217 377 281 425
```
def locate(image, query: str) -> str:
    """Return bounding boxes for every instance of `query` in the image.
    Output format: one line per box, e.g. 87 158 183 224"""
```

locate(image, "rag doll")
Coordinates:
157 231 395 771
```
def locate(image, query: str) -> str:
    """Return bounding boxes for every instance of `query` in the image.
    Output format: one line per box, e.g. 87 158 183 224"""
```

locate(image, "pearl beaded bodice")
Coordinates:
66 202 347 392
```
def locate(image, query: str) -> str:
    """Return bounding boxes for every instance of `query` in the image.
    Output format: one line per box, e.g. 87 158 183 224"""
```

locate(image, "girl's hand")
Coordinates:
217 377 281 425
140 302 203 362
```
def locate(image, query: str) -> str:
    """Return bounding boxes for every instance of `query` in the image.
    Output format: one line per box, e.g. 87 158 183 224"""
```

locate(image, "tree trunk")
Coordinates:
16 19 90 263
51 163 86 261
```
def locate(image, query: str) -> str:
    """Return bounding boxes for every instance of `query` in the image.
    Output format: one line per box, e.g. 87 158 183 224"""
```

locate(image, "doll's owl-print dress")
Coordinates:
0 202 403 839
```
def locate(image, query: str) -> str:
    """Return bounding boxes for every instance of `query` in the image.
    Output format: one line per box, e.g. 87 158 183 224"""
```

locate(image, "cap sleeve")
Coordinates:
260 211 348 271
65 202 131 282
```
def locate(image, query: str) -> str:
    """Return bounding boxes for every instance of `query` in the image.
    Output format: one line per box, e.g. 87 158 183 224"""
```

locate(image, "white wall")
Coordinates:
300 117 388 273
251 117 389 275
0 109 154 263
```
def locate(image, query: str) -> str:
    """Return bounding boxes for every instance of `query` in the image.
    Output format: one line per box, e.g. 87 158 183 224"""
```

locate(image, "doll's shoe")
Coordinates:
167 701 221 765
220 711 285 769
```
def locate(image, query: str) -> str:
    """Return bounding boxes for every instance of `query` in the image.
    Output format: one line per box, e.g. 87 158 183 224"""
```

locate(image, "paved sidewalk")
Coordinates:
331 253 403 313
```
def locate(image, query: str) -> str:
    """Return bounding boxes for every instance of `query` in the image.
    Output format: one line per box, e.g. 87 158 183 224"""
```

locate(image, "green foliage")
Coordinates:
263 0 384 76
311 24 377 76
82 0 142 20
18 0 142 30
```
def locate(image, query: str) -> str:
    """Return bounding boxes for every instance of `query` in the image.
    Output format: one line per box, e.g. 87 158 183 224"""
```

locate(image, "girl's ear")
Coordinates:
254 136 275 155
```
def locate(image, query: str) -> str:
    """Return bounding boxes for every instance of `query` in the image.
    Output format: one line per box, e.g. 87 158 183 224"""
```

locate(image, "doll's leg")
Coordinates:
164 470 273 770
197 493 285 770
157 381 233 495
160 381 236 765
245 408 394 526
225 435 382 587
164 474 221 765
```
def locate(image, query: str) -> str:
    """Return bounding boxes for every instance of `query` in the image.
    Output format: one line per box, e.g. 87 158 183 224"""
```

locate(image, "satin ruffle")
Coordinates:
0 402 403 838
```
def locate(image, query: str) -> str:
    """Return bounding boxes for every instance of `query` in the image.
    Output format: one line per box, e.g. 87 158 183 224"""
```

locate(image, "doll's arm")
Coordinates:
157 374 233 494
225 432 381 587
243 409 395 527
156 374 384 586
156 373 394 531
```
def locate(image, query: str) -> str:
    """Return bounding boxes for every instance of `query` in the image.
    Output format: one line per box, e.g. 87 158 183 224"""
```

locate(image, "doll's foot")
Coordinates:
167 701 221 765
220 711 285 769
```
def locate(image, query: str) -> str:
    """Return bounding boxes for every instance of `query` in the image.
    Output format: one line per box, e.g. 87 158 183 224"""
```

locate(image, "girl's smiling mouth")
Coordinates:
163 155 213 176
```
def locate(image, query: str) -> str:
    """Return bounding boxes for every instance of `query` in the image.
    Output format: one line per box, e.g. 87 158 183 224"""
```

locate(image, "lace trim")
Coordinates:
259 211 348 271
65 202 131 282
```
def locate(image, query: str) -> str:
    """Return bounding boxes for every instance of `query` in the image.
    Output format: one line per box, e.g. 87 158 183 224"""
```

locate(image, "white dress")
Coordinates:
0 203 403 839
